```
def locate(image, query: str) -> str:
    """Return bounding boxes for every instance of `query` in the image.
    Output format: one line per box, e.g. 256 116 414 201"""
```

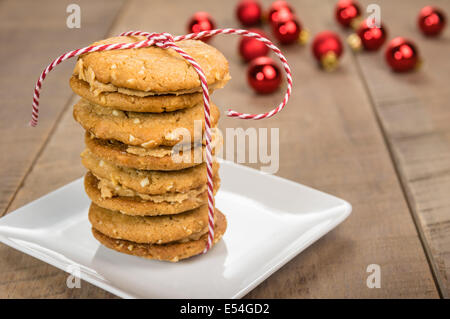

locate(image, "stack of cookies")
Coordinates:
69 36 230 262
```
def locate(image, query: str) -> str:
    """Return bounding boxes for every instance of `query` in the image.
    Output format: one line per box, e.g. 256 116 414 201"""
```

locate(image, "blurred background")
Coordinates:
0 0 449 298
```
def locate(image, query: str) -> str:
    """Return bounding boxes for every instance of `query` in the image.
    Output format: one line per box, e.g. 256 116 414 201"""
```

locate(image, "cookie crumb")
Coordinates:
140 177 150 187
165 131 179 141
141 140 155 148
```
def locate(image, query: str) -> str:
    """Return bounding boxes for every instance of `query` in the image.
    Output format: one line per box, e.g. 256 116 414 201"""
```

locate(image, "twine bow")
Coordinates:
30 29 293 253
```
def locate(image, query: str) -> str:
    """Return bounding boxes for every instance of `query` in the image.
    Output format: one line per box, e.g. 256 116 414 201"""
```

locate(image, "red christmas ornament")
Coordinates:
272 16 300 44
267 0 295 25
271 14 308 45
236 0 262 26
385 37 421 72
247 56 282 94
348 19 387 51
335 0 361 28
239 29 270 62
418 6 446 36
312 31 344 71
187 12 216 41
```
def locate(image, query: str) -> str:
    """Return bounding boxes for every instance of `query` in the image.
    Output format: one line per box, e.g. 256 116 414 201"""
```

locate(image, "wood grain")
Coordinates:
0 0 123 216
236 0 437 298
0 0 124 298
0 0 441 298
352 0 450 297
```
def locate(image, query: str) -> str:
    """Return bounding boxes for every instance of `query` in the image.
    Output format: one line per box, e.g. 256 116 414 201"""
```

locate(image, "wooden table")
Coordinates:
1 0 449 298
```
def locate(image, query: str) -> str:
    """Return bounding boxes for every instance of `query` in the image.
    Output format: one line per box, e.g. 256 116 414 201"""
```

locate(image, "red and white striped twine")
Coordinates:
30 29 292 253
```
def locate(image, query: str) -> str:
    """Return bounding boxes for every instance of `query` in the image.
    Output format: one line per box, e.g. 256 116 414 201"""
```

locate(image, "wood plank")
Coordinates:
0 0 124 298
352 0 450 297
0 0 124 215
1 0 438 298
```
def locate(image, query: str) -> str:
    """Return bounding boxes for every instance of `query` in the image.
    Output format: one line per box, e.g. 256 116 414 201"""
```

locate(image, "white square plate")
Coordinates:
0 160 351 298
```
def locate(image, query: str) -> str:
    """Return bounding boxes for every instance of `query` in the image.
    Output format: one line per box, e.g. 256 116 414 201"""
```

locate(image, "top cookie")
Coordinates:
73 36 231 95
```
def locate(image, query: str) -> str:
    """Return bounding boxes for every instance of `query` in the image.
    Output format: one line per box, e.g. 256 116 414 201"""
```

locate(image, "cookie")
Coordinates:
84 172 219 216
89 202 215 244
73 36 230 95
70 77 207 112
73 99 220 148
85 132 220 171
81 149 219 195
91 209 227 262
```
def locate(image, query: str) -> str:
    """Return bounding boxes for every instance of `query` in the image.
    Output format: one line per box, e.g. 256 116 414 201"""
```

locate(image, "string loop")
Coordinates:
30 29 292 253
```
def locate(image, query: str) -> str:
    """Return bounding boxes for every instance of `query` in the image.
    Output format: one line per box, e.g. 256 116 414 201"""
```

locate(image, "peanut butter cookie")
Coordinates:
73 99 220 148
91 209 227 262
89 203 214 244
85 132 219 171
84 172 219 216
70 77 207 112
81 149 219 195
73 36 230 95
